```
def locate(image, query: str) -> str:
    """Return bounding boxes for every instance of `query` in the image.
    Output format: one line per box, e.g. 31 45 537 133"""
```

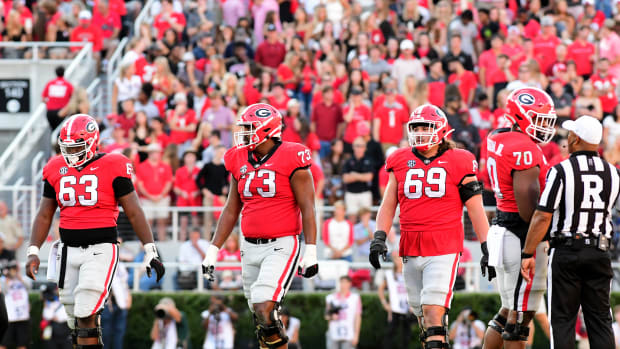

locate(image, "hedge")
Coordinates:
28 291 616 348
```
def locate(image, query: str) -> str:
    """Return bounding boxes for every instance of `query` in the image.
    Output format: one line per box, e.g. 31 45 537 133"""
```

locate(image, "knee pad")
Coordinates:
487 313 507 334
254 307 289 349
73 315 103 349
502 322 529 341
419 313 449 347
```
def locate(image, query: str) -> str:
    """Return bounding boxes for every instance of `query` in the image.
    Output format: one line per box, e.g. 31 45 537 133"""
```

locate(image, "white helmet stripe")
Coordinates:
65 115 76 141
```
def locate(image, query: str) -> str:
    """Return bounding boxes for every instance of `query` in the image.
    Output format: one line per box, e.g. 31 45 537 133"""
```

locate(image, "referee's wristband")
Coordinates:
27 245 40 257
521 252 534 259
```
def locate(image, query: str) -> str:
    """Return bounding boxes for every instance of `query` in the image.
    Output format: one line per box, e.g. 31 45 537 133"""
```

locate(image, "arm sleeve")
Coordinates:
113 177 135 197
537 166 563 213
43 180 56 199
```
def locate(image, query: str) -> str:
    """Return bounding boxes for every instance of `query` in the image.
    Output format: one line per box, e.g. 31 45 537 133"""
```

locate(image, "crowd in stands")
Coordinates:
36 0 620 277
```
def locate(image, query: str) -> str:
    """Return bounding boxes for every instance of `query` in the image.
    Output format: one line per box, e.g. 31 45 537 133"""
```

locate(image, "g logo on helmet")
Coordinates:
86 121 97 132
255 108 272 118
518 93 535 105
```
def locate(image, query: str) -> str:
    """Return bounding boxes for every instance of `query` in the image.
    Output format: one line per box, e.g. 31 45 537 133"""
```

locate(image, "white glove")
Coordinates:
202 245 220 281
142 243 165 282
297 244 319 278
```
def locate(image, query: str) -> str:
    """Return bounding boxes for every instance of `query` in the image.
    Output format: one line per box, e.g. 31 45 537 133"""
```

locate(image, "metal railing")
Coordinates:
106 37 129 113
134 0 157 36
0 41 91 60
0 42 95 186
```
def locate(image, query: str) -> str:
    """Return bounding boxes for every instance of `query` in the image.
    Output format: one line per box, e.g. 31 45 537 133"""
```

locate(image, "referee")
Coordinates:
520 115 620 349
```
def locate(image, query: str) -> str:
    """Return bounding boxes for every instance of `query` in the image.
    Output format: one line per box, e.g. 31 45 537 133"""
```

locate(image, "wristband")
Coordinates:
304 244 317 259
27 245 40 257
144 243 158 256
521 252 533 259
373 230 387 241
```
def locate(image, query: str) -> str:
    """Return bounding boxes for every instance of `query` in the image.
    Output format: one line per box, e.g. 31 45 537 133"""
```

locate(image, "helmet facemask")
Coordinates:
408 121 440 151
525 110 557 144
59 137 96 167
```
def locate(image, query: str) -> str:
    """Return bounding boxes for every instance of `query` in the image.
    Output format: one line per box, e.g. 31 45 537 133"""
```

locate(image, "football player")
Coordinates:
202 103 319 349
25 114 165 348
481 87 556 349
369 104 494 349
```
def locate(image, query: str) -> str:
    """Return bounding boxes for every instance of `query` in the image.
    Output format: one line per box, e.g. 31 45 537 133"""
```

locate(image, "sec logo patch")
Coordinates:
60 167 68 175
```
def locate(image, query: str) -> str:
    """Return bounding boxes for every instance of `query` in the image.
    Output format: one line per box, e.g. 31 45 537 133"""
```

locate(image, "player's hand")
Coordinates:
298 244 318 278
369 230 388 269
202 245 220 282
142 243 165 282
26 254 40 280
521 256 535 283
480 241 496 281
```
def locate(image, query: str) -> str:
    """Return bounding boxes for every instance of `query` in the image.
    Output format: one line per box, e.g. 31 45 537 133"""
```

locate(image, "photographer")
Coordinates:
150 298 190 349
0 261 29 349
280 307 301 349
40 284 71 349
378 254 413 349
325 276 362 349
448 308 485 349
200 295 237 349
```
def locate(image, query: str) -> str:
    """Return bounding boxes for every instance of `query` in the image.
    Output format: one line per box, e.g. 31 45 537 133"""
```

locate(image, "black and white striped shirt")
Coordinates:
537 151 620 240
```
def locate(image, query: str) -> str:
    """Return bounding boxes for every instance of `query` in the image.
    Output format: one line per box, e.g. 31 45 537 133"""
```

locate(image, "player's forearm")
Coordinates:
465 195 489 243
301 209 317 245
211 209 239 248
119 192 155 244
522 210 552 255
376 197 397 233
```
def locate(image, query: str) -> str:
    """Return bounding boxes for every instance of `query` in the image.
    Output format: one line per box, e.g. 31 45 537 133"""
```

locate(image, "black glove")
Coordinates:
369 230 388 269
148 258 166 283
480 241 496 282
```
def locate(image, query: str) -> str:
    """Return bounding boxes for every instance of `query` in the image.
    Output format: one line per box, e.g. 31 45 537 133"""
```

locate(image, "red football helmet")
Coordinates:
505 87 557 143
58 114 99 167
234 103 283 150
407 104 453 151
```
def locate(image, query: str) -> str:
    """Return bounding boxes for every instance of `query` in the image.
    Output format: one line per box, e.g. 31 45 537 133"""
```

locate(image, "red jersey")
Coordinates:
486 130 548 213
135 160 173 197
590 74 618 114
174 165 201 207
224 141 312 238
567 40 595 76
373 104 408 144
153 12 186 39
342 104 372 144
42 153 133 230
428 80 446 108
168 109 198 144
386 147 478 256
70 26 103 52
42 78 73 110
448 70 478 103
91 11 121 39
533 35 561 75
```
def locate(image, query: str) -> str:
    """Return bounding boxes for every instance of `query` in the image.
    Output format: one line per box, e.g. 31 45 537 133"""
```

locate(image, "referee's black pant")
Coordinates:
548 246 614 349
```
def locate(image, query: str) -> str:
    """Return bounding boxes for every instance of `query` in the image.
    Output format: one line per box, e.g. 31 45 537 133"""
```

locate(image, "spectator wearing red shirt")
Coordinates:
136 143 173 241
267 83 290 116
516 7 540 40
502 26 525 73
448 58 477 107
567 25 596 78
590 58 619 116
322 201 354 261
148 116 170 151
372 88 408 150
102 124 130 154
173 151 201 240
342 88 372 150
427 60 446 108
92 0 121 60
533 16 561 75
312 86 344 158
255 24 286 74
114 99 138 137
312 74 345 108
153 0 186 40
277 52 300 94
579 0 606 31
217 235 242 271
167 93 198 153
546 44 569 78
70 11 103 54
487 54 513 107
42 66 73 130
478 35 504 88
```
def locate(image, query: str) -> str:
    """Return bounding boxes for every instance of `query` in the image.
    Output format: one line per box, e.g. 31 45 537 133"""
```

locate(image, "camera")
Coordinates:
40 283 58 302
327 302 344 316
154 306 168 319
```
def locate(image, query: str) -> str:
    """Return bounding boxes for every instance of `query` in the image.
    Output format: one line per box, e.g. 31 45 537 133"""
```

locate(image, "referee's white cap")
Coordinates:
562 115 602 145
